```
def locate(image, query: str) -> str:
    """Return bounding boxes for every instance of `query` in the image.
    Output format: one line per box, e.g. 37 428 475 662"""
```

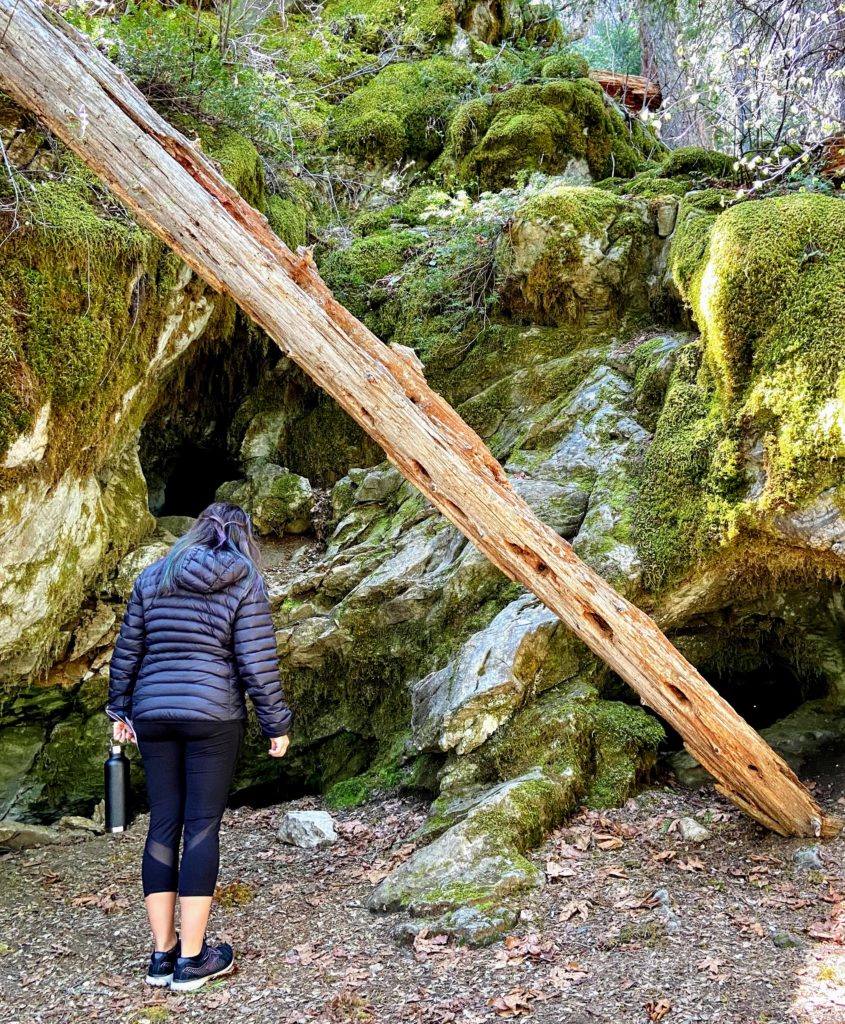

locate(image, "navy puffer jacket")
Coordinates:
106 545 292 737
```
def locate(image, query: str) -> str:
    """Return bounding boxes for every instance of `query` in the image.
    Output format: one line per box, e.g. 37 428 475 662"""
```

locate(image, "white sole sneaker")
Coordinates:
170 955 235 992
145 972 173 987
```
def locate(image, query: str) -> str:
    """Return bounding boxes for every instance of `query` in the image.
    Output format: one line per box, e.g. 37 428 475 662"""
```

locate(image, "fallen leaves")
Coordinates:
487 987 547 1017
413 930 451 960
325 988 375 1021
676 857 705 872
558 900 591 922
548 961 590 989
728 912 765 938
808 905 845 944
70 887 129 912
697 956 729 983
645 997 672 1021
544 858 575 881
497 934 558 966
613 891 661 912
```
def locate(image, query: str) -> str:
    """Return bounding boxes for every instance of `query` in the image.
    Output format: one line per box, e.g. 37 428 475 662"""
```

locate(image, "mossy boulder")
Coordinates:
659 146 735 180
322 0 458 53
499 184 658 325
540 52 590 80
636 192 845 592
369 687 663 939
440 80 662 190
332 58 475 164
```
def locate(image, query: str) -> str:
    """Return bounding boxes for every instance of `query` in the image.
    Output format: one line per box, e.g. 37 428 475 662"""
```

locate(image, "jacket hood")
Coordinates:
165 545 251 593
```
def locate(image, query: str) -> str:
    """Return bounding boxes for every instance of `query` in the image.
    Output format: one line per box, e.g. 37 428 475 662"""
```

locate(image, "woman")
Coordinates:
106 501 292 992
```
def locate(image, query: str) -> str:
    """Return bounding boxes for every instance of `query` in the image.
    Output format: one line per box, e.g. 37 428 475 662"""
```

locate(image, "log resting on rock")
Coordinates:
0 0 839 839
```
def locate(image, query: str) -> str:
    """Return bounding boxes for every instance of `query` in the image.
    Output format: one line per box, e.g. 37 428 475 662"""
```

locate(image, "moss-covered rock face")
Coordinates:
499 184 662 326
441 80 661 190
0 110 275 679
659 146 735 180
637 192 845 595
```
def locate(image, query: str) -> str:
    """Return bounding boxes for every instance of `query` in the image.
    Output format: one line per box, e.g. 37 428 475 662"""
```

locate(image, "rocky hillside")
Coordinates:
1 0 844 940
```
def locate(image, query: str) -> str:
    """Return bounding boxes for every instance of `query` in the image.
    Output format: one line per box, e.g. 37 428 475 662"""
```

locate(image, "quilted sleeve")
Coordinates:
107 577 146 716
233 580 293 737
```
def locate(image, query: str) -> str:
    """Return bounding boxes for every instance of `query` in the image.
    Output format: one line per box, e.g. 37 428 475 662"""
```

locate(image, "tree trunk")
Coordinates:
0 0 839 839
638 0 713 147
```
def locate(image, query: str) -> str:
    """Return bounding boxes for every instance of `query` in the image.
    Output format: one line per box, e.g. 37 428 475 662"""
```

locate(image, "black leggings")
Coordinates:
135 719 245 897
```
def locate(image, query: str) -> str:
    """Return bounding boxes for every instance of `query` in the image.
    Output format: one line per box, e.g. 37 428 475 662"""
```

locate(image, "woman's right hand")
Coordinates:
269 736 289 758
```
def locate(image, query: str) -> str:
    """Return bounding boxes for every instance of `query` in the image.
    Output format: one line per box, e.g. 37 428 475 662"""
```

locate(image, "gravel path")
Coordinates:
2 767 844 1024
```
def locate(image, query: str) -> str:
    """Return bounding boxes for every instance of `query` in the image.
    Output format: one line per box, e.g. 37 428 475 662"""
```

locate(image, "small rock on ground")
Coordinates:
277 809 337 848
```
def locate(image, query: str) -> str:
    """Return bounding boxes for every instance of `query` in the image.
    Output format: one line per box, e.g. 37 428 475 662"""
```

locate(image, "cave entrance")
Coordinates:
157 442 242 517
706 662 827 732
657 641 830 755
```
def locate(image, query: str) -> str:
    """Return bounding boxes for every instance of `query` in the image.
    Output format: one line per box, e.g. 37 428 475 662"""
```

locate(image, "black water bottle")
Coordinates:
104 742 130 833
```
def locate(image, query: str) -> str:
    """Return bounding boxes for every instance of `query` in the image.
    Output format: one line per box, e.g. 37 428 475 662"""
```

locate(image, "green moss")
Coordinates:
332 58 474 164
660 146 735 180
500 185 642 323
635 194 845 587
540 52 590 80
322 0 456 52
0 167 163 467
319 229 424 333
442 79 658 191
214 881 257 907
585 700 665 807
267 195 307 250
620 174 693 199
678 193 845 502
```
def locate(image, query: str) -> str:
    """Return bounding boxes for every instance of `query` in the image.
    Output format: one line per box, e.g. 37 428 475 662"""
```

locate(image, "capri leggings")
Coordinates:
134 719 246 897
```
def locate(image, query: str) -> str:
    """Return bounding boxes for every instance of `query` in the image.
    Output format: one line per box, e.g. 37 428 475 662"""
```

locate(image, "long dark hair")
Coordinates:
157 502 261 594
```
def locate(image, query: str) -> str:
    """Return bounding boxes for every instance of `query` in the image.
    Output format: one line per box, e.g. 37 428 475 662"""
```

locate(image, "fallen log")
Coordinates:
590 70 663 113
0 0 839 839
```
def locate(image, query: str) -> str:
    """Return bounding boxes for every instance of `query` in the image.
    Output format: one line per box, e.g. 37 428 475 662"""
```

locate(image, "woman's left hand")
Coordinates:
113 720 135 744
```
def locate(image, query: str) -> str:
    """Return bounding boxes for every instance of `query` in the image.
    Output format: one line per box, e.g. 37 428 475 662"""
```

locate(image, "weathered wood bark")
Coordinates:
0 0 839 839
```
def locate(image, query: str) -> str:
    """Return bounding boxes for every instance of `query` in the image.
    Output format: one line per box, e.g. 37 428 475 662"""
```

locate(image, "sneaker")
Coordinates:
145 937 180 986
171 940 235 992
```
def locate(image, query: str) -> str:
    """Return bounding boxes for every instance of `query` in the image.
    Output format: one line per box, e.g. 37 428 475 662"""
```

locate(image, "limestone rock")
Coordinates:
412 594 577 755
2 402 50 468
108 540 171 601
58 815 104 834
677 817 711 843
217 463 313 536
368 769 572 914
793 846 823 871
0 724 44 819
156 515 196 538
69 604 117 661
277 810 337 848
0 820 59 849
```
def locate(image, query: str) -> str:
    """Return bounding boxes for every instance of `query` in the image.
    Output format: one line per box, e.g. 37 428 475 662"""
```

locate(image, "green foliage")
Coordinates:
332 58 475 163
76 2 291 161
574 16 642 76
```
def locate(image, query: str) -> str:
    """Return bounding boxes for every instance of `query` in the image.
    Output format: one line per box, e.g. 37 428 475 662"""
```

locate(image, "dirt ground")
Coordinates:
2 761 845 1024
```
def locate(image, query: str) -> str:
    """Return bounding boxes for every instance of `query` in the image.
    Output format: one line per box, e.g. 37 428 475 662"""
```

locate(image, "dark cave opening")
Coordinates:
658 654 829 754
156 442 242 517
